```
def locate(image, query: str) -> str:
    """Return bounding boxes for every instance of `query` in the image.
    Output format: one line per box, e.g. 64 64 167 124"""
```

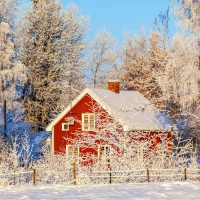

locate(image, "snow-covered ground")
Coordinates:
0 181 200 199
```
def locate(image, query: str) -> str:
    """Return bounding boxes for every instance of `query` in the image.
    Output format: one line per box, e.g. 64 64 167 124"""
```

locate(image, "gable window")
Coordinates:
82 114 95 131
62 123 69 131
98 145 111 163
66 145 79 158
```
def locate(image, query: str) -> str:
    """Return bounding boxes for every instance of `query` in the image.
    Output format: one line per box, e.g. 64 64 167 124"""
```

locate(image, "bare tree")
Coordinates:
88 28 117 88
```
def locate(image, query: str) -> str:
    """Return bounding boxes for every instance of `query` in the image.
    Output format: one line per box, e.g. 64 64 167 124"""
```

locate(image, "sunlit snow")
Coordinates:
0 181 200 199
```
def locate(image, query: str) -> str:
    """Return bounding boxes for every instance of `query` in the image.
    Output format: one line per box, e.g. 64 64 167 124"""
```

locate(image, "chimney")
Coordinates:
108 80 120 93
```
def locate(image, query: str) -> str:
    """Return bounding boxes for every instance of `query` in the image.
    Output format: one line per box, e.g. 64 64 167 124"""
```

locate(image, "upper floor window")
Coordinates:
82 114 95 131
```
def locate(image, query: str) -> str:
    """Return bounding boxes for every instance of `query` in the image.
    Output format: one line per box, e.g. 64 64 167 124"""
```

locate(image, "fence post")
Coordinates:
73 163 76 185
147 168 150 182
184 168 187 181
14 170 16 185
109 167 112 184
33 169 36 186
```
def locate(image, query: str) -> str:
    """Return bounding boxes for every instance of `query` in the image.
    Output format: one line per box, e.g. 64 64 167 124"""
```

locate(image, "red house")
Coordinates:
46 81 171 164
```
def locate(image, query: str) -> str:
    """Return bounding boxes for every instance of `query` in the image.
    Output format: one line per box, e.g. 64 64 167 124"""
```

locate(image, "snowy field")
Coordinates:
0 181 200 199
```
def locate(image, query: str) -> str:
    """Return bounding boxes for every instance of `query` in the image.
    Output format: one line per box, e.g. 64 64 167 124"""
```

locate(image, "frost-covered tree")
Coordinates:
155 33 200 148
17 1 88 130
88 28 117 88
0 0 20 28
148 31 168 109
0 21 25 109
63 102 198 180
156 34 200 112
153 7 169 47
171 0 200 36
120 30 160 103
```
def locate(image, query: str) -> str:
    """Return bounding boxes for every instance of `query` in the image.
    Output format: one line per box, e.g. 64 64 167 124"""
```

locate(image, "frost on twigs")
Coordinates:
0 0 20 28
87 28 118 88
155 34 200 111
16 1 88 130
0 21 26 109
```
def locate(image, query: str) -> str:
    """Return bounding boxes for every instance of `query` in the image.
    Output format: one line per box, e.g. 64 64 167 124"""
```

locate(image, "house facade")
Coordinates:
46 81 171 164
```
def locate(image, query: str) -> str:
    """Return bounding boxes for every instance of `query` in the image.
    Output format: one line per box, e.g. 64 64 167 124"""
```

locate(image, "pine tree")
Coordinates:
17 1 88 131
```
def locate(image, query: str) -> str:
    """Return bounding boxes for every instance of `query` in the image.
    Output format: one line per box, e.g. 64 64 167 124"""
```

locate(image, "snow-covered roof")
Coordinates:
46 88 170 132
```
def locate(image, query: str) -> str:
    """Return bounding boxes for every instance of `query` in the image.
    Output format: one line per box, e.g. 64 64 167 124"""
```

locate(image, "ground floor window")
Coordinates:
98 145 111 163
66 145 79 158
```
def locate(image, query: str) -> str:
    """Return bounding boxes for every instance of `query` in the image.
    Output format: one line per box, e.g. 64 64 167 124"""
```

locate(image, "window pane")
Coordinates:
64 124 68 130
90 115 94 120
67 146 79 157
74 147 78 156
68 146 73 156
99 146 110 163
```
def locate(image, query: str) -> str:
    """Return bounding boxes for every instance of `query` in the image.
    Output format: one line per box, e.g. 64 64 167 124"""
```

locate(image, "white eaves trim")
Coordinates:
46 88 114 132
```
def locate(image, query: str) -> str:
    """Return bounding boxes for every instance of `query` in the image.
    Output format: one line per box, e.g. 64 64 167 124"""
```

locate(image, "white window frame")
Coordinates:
82 113 95 131
62 123 69 131
66 145 79 158
98 145 111 164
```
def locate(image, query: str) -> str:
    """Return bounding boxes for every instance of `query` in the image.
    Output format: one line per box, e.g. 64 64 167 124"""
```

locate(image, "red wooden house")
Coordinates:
46 81 171 164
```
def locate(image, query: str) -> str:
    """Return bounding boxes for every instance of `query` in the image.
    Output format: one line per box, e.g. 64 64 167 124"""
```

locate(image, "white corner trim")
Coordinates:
52 127 54 153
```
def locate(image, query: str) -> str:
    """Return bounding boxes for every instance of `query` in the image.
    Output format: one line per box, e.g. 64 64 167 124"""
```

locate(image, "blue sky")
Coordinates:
60 0 176 44
26 0 177 43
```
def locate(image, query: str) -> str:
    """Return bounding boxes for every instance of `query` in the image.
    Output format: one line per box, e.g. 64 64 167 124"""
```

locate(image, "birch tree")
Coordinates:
88 28 117 88
17 1 88 131
155 34 200 145
156 34 200 111
171 0 200 36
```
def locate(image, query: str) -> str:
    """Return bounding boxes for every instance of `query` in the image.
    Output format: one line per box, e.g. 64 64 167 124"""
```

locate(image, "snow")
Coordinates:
46 88 170 132
0 181 200 199
89 88 170 131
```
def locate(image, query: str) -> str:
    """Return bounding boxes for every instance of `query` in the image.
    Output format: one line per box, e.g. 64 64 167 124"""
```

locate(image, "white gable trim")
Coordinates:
46 88 114 132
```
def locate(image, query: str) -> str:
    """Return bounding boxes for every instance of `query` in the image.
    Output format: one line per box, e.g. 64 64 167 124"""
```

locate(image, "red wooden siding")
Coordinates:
53 93 172 165
54 94 97 155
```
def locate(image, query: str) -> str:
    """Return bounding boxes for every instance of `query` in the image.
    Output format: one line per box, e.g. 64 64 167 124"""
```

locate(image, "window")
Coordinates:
66 145 79 158
98 145 111 163
82 114 95 131
62 123 69 131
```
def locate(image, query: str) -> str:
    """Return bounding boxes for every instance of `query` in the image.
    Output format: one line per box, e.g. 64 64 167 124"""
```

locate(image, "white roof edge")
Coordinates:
46 88 170 132
46 88 114 132
46 88 88 131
